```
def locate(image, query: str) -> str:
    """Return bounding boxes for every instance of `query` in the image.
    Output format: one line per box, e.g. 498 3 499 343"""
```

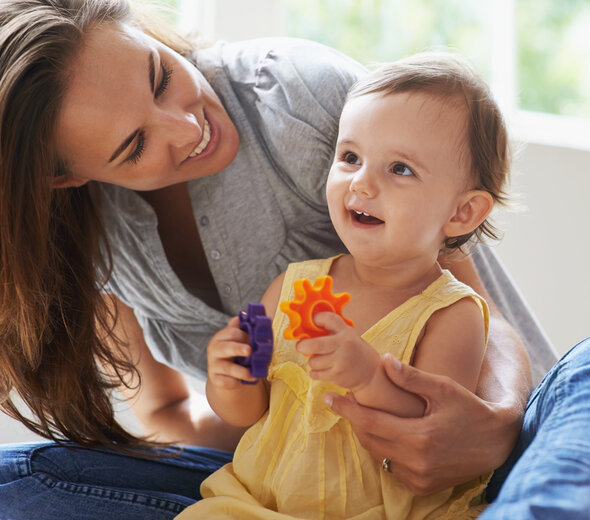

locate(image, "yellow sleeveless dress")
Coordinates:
177 257 491 519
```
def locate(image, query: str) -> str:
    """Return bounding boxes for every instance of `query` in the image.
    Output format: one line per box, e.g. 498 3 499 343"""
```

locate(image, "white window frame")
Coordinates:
178 0 590 151
490 0 590 151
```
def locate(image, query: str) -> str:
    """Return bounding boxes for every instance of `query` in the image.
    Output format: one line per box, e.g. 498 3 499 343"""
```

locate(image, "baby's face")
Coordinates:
326 91 473 268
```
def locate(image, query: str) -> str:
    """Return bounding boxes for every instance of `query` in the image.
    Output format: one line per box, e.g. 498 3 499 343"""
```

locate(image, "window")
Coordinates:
284 0 494 79
159 0 590 150
517 0 590 118
281 0 590 150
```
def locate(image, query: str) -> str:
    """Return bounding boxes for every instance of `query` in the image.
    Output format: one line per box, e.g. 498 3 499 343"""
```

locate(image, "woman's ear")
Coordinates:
444 189 494 238
50 174 89 189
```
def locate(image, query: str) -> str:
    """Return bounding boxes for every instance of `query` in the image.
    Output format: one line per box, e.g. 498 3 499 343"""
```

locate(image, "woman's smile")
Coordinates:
188 118 211 158
183 112 221 164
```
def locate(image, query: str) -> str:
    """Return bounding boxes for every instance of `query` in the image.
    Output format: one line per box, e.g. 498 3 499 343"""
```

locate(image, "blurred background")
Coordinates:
2 0 589 443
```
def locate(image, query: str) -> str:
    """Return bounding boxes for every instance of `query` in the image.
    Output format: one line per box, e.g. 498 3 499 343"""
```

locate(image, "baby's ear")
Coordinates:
443 190 494 238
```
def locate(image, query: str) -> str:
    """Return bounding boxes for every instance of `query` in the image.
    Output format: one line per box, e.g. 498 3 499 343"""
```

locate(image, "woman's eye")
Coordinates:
126 131 146 165
155 62 173 98
391 162 414 176
342 152 360 165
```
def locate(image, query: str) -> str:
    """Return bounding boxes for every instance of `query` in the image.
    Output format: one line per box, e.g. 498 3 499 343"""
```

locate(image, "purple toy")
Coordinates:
235 303 273 384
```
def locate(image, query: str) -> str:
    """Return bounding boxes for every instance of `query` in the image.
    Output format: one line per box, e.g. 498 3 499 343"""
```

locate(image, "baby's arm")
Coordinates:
297 313 425 416
410 298 487 393
206 274 284 427
301 297 486 417
206 316 270 427
362 297 486 413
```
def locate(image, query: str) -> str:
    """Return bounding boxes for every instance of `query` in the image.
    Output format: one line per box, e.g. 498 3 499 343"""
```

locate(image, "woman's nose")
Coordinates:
158 107 202 149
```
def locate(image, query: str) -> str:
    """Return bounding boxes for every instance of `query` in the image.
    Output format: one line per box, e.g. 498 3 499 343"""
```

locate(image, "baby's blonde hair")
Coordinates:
347 52 510 251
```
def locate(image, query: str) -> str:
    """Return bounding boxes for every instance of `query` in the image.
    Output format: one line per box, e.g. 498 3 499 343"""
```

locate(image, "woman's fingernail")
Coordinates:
323 394 334 407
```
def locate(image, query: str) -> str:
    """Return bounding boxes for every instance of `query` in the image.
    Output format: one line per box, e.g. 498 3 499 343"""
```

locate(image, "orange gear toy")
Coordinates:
280 275 354 344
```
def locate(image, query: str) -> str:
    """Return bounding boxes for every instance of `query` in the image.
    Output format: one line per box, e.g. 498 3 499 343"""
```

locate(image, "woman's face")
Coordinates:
55 22 239 191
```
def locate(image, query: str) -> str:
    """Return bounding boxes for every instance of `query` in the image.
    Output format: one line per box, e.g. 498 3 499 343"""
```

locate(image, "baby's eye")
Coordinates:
342 151 360 165
391 162 414 176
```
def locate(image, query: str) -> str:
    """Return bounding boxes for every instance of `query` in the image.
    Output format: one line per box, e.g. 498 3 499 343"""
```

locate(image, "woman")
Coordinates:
0 0 534 518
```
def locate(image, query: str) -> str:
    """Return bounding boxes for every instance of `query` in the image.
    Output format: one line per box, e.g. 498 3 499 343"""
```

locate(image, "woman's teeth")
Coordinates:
189 119 211 157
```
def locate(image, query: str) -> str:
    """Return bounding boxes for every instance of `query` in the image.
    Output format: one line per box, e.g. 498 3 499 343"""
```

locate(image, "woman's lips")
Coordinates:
188 118 211 157
184 113 219 162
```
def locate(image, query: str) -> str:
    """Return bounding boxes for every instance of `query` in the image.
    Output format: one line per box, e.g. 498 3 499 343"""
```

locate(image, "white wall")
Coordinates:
495 142 590 355
0 408 43 443
184 0 285 42
0 394 143 444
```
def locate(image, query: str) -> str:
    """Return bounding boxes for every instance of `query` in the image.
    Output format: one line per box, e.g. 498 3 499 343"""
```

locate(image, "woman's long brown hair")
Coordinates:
0 0 188 449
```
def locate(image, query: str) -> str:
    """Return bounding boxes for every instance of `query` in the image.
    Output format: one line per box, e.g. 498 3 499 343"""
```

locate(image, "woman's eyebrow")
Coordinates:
108 52 154 164
148 51 155 93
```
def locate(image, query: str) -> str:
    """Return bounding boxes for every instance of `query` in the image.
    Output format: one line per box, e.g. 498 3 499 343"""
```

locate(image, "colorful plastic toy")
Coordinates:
280 275 354 346
235 302 273 384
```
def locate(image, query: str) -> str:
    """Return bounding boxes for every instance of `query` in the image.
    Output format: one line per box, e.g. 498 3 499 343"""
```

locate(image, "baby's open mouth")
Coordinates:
351 210 384 225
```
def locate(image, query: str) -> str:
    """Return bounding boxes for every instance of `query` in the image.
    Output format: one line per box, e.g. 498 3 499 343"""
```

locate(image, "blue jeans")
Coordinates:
482 337 590 519
0 442 232 520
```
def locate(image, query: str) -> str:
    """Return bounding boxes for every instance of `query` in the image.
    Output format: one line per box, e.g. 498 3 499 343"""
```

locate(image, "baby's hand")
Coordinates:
296 312 380 391
207 316 258 388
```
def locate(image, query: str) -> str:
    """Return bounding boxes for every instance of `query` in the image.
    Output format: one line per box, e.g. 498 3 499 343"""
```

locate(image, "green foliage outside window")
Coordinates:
154 0 179 10
141 0 181 24
518 0 590 117
284 0 491 74
284 0 590 119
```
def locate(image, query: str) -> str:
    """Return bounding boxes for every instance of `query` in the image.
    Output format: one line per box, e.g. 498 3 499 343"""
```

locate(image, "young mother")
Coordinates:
0 0 537 518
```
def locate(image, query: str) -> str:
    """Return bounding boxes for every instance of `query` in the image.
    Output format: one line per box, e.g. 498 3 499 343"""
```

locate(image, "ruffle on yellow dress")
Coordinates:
177 257 491 519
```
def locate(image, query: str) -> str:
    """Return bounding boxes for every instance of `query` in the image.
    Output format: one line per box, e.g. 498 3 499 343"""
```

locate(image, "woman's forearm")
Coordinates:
472 314 532 470
478 314 532 406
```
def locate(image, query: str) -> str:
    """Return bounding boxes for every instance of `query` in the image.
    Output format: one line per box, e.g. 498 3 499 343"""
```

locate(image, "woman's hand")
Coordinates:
325 353 524 496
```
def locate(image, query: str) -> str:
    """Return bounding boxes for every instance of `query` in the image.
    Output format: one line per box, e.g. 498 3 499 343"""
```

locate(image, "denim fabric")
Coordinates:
483 337 590 519
0 442 232 520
